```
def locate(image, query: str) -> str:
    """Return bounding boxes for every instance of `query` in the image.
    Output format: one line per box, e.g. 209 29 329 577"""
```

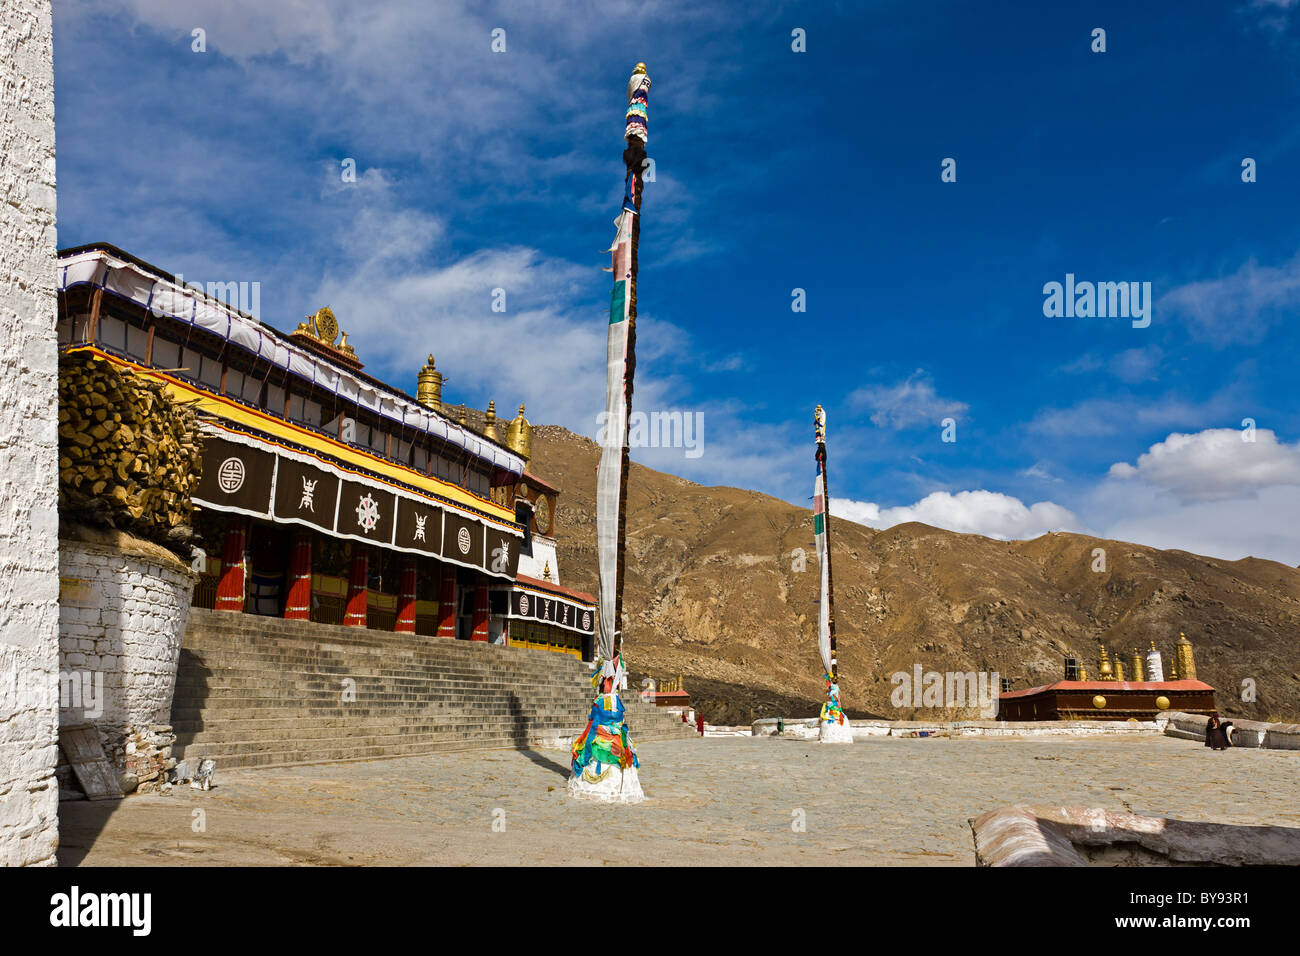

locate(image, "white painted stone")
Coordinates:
567 764 645 804
0 0 58 868
57 533 196 770
819 718 854 744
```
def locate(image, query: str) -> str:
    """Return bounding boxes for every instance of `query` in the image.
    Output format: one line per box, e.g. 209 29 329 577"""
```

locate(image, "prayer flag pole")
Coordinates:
814 405 852 743
567 62 653 801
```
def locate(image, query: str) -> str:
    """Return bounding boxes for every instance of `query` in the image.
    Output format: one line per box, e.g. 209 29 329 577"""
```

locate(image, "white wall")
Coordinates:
59 533 196 768
0 0 59 867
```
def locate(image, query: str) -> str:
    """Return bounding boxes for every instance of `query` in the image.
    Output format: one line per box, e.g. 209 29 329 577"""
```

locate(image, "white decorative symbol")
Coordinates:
491 540 510 573
457 526 472 555
218 457 245 493
355 493 381 533
582 610 592 631
414 513 427 542
299 477 317 512
518 593 530 615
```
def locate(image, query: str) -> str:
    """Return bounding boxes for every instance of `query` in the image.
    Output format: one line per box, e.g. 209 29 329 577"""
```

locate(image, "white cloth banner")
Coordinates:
596 259 632 663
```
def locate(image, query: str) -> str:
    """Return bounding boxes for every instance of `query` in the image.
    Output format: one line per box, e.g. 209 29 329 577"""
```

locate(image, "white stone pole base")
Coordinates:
567 764 645 803
819 717 854 744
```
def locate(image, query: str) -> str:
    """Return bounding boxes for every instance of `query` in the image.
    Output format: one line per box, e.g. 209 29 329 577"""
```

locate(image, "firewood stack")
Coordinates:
58 351 203 550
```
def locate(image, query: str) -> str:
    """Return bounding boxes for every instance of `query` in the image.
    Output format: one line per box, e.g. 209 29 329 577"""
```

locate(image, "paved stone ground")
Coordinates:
57 735 1300 866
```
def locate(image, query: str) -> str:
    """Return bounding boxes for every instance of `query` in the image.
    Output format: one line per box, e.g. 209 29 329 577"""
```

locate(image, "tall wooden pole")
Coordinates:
612 63 648 665
817 435 837 682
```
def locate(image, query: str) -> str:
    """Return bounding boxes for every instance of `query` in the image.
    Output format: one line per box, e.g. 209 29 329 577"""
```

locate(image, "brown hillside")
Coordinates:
530 425 1300 724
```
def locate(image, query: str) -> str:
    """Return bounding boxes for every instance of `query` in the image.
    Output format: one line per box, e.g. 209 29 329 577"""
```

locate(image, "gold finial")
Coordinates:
1130 649 1145 682
505 403 533 461
1114 659 1125 682
416 354 444 411
634 62 647 74
543 559 552 581
483 400 500 441
457 405 467 426
1174 631 1196 681
1097 645 1114 681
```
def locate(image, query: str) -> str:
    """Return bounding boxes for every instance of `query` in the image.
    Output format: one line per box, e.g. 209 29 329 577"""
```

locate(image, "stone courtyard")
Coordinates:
58 734 1300 866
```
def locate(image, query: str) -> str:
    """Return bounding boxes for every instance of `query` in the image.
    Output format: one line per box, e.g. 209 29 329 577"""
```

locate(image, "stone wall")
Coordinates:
753 716 1164 739
1163 711 1300 750
0 0 59 867
58 527 196 791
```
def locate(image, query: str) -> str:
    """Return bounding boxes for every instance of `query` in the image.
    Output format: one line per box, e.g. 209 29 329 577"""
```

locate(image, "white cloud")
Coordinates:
1106 427 1300 502
849 370 968 430
834 490 1081 541
1159 253 1300 346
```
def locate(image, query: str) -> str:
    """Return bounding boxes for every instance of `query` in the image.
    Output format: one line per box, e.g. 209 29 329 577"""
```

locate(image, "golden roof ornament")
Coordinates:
1130 649 1145 682
1098 645 1114 681
416 354 444 411
1175 631 1197 681
542 559 552 581
457 405 468 426
505 403 532 461
483 400 500 441
297 306 340 345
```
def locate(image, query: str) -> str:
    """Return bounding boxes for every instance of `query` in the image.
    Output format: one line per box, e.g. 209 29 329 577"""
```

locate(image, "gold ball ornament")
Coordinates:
1155 696 1171 710
1092 695 1107 709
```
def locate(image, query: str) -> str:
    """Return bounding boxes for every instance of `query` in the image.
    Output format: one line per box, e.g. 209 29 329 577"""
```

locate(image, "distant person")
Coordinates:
1205 712 1234 751
696 712 705 736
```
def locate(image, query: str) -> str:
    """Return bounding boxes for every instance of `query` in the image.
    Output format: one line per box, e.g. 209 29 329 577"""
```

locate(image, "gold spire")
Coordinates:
542 559 552 581
1175 631 1196 681
1130 649 1145 682
483 401 500 441
416 354 443 410
1114 658 1126 682
633 62 647 74
505 403 533 461
1098 645 1115 681
457 405 467 426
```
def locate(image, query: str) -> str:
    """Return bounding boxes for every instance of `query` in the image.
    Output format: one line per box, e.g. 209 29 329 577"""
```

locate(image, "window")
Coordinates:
265 383 285 416
199 354 223 390
152 337 180 370
241 373 261 405
126 324 150 362
224 369 246 399
98 315 126 352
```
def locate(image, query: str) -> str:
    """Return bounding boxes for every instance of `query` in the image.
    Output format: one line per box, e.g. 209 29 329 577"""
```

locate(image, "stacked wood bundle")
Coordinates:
58 351 203 550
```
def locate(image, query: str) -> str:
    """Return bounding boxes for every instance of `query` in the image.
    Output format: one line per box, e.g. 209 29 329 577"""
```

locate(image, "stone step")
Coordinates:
172 607 697 768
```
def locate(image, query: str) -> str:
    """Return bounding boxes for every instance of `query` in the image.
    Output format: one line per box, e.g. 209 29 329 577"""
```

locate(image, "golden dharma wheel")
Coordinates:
1092 695 1107 709
1155 695 1171 710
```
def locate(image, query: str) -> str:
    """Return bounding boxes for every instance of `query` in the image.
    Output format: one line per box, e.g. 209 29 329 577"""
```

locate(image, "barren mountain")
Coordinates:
531 425 1300 725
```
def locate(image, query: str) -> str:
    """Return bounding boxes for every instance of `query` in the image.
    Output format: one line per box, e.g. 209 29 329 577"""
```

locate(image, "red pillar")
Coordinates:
471 581 490 642
395 556 418 633
214 517 247 613
283 531 312 620
436 567 457 639
344 547 368 627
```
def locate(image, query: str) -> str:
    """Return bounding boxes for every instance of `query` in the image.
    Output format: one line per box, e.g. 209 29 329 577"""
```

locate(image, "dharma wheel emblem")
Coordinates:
518 594 530 615
217 457 245 493
457 526 472 554
582 610 592 631
355 493 381 533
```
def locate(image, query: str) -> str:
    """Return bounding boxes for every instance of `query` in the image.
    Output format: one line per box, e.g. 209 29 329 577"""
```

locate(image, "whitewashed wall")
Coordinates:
0 0 58 868
59 531 196 769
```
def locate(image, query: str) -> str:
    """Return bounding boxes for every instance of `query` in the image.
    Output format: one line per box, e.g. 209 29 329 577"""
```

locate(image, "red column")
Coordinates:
436 567 457 639
283 531 312 620
344 547 368 627
214 517 247 613
395 557 418 633
471 581 490 642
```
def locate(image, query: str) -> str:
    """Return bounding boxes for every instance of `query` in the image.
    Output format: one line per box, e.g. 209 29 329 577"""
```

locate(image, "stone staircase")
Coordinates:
170 609 697 769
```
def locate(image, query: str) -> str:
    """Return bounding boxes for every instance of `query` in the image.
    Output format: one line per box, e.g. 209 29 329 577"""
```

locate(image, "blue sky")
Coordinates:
52 0 1300 564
